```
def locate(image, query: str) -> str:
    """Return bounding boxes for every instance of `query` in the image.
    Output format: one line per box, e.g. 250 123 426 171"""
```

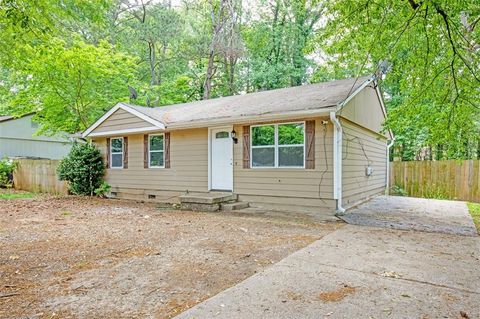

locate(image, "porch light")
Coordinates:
231 129 238 144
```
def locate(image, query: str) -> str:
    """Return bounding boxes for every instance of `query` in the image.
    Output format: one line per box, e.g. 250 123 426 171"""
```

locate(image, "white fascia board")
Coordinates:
87 126 162 138
82 103 165 138
166 107 335 130
335 75 376 112
118 103 165 129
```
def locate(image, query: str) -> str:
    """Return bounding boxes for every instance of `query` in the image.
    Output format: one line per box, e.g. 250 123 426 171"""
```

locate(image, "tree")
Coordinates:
241 0 323 91
4 38 137 134
318 0 480 159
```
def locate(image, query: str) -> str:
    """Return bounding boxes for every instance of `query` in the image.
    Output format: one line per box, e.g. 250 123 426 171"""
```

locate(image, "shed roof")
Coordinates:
0 115 13 122
0 113 35 123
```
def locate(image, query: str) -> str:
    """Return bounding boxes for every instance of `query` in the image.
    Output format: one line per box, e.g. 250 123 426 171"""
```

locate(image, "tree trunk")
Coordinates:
149 41 158 86
203 49 215 100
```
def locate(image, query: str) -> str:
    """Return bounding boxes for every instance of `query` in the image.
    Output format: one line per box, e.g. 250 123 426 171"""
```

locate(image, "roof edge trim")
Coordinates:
82 103 165 138
335 75 376 112
87 126 162 137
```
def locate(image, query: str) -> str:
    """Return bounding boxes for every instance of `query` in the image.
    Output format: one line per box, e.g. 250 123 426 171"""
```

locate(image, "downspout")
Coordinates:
330 111 345 214
385 138 395 195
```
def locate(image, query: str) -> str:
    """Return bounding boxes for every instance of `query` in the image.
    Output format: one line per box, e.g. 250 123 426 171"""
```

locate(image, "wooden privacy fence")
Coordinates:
390 160 480 203
13 159 68 194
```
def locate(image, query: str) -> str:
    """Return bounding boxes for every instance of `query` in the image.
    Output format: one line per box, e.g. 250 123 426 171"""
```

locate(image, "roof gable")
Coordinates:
82 103 165 138
337 83 392 139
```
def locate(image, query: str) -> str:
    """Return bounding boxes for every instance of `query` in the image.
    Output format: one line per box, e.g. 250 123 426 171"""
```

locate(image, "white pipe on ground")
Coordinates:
330 111 345 214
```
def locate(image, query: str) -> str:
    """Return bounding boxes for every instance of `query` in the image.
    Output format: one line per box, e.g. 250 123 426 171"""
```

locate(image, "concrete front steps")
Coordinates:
179 192 249 212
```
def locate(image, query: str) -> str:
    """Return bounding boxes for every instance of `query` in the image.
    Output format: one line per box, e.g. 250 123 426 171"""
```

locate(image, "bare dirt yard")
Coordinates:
0 193 340 319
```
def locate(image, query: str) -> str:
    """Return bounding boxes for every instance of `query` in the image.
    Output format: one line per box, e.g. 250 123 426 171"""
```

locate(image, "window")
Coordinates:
215 131 229 139
149 134 164 167
110 137 123 168
251 122 305 168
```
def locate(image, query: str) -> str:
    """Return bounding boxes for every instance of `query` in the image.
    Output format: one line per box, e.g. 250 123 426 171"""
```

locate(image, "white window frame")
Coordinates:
110 137 124 169
250 121 306 169
148 133 165 168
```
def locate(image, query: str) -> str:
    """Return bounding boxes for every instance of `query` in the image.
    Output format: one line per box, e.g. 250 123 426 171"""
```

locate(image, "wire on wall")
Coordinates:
318 121 329 200
343 131 372 165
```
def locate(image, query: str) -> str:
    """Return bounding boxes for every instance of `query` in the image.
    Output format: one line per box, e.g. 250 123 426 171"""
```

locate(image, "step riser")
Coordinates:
181 202 220 212
179 194 238 204
221 202 249 212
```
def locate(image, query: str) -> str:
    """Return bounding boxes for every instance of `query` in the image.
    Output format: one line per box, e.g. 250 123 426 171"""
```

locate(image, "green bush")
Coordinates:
0 158 17 188
57 143 105 196
390 184 408 196
94 181 111 198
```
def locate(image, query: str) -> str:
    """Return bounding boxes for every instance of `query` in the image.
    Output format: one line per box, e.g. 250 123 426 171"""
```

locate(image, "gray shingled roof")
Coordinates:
0 115 14 122
122 76 371 127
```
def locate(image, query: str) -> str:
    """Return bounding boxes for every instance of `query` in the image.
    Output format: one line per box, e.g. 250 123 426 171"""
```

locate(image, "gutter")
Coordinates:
385 138 395 195
330 111 345 214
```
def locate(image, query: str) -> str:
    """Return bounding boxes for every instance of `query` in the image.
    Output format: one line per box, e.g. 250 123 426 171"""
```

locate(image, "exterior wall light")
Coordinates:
231 129 238 144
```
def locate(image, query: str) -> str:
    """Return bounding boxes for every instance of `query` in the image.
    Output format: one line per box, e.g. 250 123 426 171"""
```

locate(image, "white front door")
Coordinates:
210 127 233 191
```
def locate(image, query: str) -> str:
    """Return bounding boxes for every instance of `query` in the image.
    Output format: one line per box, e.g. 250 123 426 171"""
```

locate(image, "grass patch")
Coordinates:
0 190 36 200
467 202 480 234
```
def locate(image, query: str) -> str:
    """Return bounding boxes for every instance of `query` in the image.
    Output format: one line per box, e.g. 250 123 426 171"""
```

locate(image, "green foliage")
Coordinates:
319 0 480 160
57 143 105 196
422 184 450 200
0 159 17 188
252 125 275 146
4 38 137 134
94 181 111 198
390 184 408 197
467 203 480 234
0 190 35 200
1 0 479 160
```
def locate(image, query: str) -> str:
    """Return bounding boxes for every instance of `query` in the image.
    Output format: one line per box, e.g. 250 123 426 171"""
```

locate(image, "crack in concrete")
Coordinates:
291 258 480 295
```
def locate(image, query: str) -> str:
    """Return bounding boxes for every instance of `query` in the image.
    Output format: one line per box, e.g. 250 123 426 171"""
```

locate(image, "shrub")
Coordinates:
57 142 105 196
94 181 111 198
390 184 408 196
0 158 17 188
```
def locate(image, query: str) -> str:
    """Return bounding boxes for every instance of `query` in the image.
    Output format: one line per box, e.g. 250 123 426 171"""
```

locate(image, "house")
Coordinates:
0 113 74 160
82 76 393 214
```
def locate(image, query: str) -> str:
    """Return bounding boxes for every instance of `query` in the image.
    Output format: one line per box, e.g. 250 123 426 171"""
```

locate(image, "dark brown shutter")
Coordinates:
106 138 110 169
123 137 128 169
144 134 149 168
164 132 170 168
305 120 315 169
243 125 250 168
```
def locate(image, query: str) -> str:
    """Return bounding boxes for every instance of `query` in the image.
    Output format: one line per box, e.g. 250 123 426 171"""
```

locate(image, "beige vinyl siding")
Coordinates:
233 117 335 211
92 128 208 201
338 84 388 138
341 119 387 207
92 108 153 134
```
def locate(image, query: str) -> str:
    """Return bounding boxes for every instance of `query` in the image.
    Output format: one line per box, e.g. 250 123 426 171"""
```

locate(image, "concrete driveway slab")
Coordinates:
175 225 480 319
340 196 478 236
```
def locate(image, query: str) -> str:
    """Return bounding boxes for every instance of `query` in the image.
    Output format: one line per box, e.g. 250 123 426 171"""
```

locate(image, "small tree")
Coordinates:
58 143 105 196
